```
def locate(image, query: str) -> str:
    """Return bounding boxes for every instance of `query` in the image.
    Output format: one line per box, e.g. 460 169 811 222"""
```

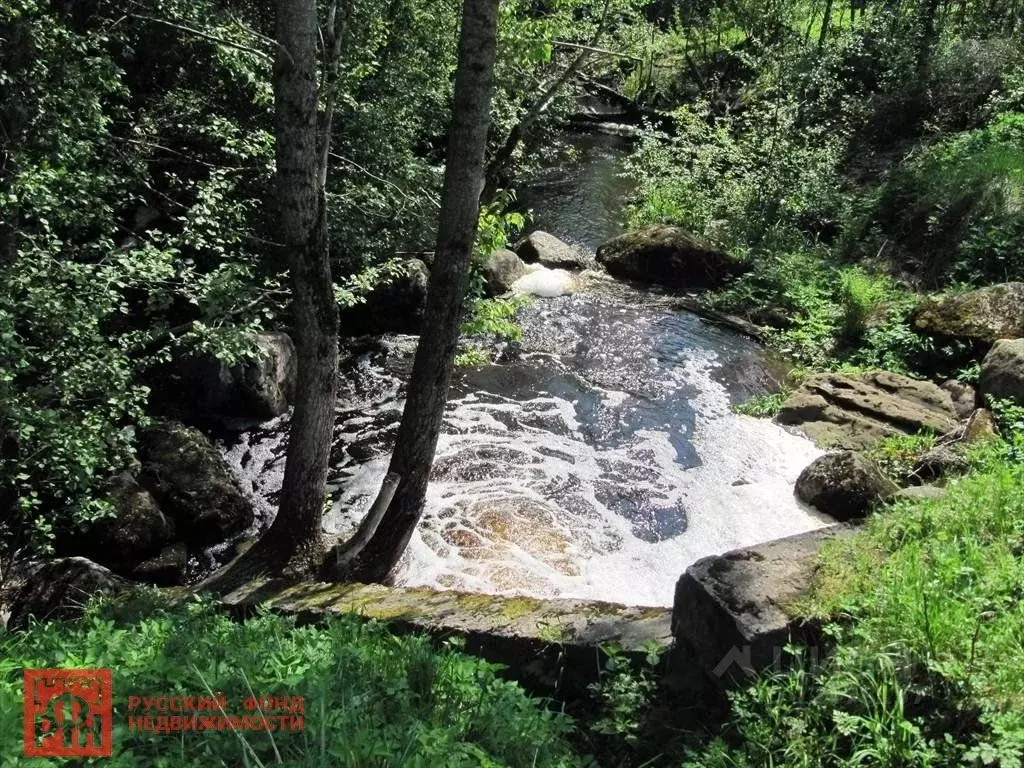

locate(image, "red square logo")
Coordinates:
23 669 113 757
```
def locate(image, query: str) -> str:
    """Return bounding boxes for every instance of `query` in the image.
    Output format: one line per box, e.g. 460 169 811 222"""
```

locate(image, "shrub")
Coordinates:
860 111 1024 285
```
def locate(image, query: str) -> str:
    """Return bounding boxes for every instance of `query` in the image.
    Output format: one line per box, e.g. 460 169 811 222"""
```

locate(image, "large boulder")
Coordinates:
596 226 746 291
339 258 430 335
6 558 129 629
776 371 957 450
795 451 899 521
940 379 978 420
673 527 854 683
913 282 1024 343
139 422 253 546
73 473 177 571
514 231 591 271
483 249 528 296
979 338 1024 405
160 331 296 421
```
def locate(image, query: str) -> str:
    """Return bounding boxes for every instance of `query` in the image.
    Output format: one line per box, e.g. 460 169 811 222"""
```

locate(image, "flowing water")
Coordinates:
221 129 828 607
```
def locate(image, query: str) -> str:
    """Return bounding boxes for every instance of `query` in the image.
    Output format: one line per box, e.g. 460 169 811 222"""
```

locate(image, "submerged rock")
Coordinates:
139 421 253 545
596 225 746 291
979 338 1024 405
482 248 528 296
776 371 957 450
795 451 898 521
913 282 1024 343
515 231 591 270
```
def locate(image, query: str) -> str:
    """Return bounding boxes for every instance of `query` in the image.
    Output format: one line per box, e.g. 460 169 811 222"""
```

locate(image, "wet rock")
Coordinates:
795 451 898 521
160 331 296 421
483 249 528 296
673 527 854 683
514 231 591 270
511 265 579 297
339 258 429 335
914 445 969 482
940 379 978 420
596 225 746 291
139 421 253 546
913 282 1024 343
979 338 1024 405
776 371 957 450
7 558 129 629
131 543 188 586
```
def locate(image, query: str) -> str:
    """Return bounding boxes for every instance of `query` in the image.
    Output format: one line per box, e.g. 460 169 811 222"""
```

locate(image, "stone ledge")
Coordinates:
221 580 674 697
672 525 855 685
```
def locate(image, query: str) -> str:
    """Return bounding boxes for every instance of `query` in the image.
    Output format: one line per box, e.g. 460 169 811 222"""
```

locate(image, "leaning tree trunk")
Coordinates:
332 0 501 584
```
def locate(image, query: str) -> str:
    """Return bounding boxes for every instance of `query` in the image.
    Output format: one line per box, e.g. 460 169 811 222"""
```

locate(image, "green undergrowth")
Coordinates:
685 435 1024 767
0 597 580 767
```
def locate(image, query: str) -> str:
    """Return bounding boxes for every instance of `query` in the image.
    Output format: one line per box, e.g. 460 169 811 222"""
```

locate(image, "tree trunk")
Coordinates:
334 0 500 584
201 0 338 593
266 0 340 574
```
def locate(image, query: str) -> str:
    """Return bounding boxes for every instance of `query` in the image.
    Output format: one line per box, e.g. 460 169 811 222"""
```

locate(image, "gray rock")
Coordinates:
776 371 957 450
964 408 999 443
940 379 978 420
979 338 1024 405
515 231 590 270
339 258 430 335
913 282 1024 343
139 421 253 546
672 527 854 683
78 473 177 570
7 558 129 629
163 331 296 421
596 225 746 291
482 249 528 296
132 543 188 586
795 451 899 521
895 485 948 501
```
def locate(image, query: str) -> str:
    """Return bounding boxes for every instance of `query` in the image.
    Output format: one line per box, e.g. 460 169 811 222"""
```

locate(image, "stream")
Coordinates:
222 129 828 607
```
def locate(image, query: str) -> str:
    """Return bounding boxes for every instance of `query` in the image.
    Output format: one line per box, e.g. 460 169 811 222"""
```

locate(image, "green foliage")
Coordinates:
867 431 937 484
688 434 1024 766
0 596 581 767
733 390 789 417
859 111 1024 285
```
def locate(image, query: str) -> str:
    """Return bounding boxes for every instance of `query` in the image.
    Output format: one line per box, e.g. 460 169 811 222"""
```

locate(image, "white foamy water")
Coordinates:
222 283 827 607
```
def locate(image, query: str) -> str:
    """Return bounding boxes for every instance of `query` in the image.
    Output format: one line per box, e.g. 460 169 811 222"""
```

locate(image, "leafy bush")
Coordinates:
0 596 581 767
867 431 937 484
858 111 1024 285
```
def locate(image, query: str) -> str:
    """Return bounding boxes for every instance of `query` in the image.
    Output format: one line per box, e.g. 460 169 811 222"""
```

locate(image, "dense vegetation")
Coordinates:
3 0 1023 765
1 596 580 766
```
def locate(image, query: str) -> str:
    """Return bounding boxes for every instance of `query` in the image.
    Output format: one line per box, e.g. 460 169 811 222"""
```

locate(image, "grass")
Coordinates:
1 596 581 767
